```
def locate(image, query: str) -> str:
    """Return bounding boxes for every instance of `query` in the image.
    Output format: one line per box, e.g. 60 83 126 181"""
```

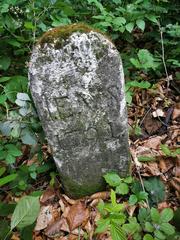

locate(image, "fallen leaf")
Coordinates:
159 159 174 173
67 201 89 231
40 188 56 205
62 194 77 205
143 136 165 149
170 177 180 193
158 202 170 211
35 205 54 231
90 191 110 200
142 162 161 176
45 217 69 237
143 113 162 135
172 103 180 120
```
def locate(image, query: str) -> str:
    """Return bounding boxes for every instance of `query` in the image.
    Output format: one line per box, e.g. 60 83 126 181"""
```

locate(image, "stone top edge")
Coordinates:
38 23 113 47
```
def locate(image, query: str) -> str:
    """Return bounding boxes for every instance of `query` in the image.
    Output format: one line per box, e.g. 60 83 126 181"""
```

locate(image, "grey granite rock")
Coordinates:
29 24 130 198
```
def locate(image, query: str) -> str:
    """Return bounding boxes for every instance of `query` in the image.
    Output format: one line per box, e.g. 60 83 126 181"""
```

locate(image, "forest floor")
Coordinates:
3 79 180 240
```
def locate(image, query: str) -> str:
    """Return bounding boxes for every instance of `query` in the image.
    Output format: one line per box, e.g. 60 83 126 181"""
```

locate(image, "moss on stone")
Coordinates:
60 174 106 199
38 23 112 48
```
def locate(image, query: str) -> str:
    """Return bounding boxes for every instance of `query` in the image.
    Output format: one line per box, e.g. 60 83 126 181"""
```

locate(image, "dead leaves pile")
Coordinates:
129 80 180 203
33 190 110 240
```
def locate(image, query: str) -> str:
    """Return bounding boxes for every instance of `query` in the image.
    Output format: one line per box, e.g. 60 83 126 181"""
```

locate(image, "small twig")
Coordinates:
157 21 170 88
139 107 152 127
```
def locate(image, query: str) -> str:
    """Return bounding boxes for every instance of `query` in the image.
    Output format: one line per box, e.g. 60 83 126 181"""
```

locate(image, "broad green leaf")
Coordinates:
128 194 138 205
143 234 154 240
24 22 35 30
95 218 110 233
151 208 160 223
0 173 17 187
124 176 133 184
11 196 40 230
17 93 30 101
4 76 28 103
154 230 166 240
116 183 129 195
110 223 126 240
160 208 174 222
0 202 16 216
146 15 158 23
138 208 150 223
125 22 134 33
0 56 11 70
130 58 141 68
0 220 11 240
7 39 21 47
104 172 121 187
144 177 165 203
145 222 154 232
0 77 11 83
137 191 148 200
6 153 16 164
113 17 126 26
0 95 7 105
0 167 6 177
104 202 124 213
6 144 22 157
160 223 175 235
136 19 145 31
15 99 27 107
21 129 37 145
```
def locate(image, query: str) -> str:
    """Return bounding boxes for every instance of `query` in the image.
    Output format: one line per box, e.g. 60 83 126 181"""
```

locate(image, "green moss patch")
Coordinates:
38 23 112 48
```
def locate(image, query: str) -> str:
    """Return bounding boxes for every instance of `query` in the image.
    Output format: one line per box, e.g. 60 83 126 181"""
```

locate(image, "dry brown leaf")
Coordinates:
67 234 79 240
59 198 65 212
170 177 180 193
45 217 69 238
40 188 56 205
71 228 84 236
11 233 20 240
62 194 77 205
142 162 161 176
159 159 174 173
90 191 110 200
125 203 137 217
143 113 162 135
67 201 89 231
62 206 70 218
84 220 94 240
172 103 180 120
35 205 54 231
158 202 170 211
143 136 165 149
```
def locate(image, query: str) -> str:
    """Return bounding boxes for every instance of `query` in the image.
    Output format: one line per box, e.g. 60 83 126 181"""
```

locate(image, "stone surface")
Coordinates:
29 24 130 198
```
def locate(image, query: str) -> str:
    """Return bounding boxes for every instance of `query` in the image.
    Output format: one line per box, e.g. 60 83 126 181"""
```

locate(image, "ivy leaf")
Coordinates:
136 19 145 31
11 196 40 230
104 172 121 187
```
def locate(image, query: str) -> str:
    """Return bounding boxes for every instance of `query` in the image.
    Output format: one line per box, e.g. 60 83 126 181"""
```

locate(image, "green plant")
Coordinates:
95 173 176 240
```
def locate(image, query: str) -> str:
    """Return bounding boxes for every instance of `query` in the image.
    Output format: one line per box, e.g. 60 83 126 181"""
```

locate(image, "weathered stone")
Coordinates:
29 24 130 198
